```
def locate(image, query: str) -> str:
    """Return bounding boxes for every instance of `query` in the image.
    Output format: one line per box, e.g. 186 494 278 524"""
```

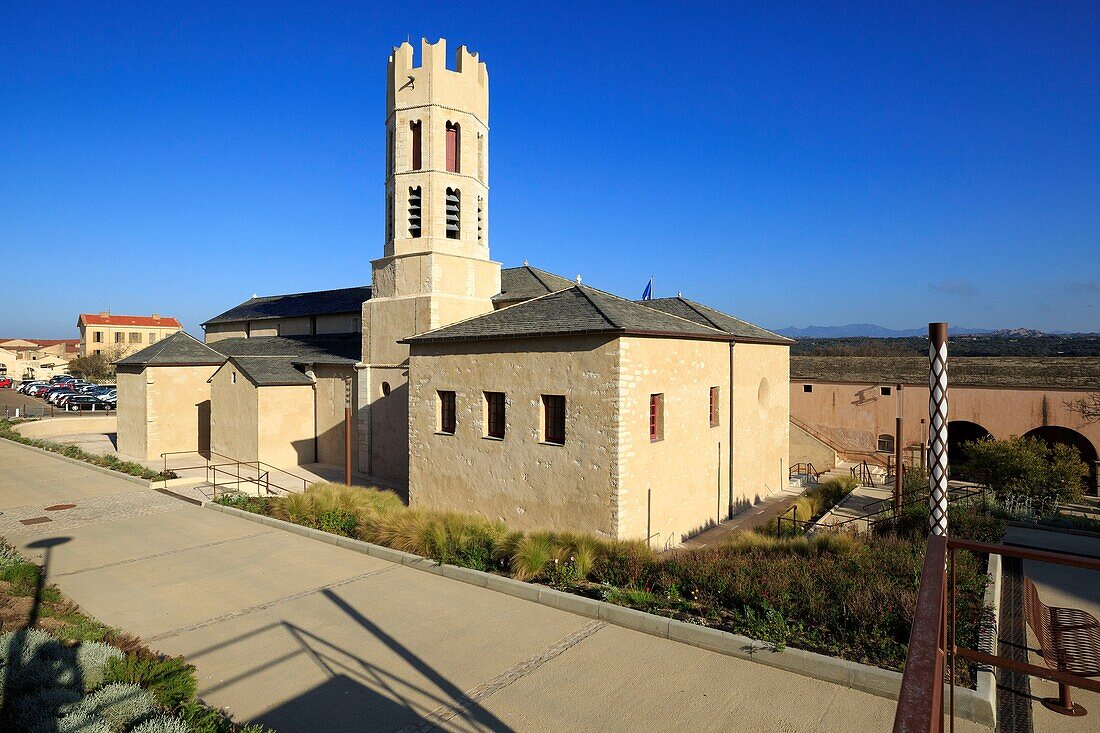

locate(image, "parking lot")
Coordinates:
0 378 116 418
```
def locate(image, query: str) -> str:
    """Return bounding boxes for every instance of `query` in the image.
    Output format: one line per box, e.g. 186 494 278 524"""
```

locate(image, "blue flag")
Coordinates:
641 277 653 301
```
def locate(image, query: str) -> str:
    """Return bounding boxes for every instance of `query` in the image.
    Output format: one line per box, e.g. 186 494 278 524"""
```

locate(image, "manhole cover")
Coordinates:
44 503 76 511
19 516 52 525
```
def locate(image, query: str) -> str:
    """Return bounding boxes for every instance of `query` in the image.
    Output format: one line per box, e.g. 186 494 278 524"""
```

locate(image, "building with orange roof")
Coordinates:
77 312 183 358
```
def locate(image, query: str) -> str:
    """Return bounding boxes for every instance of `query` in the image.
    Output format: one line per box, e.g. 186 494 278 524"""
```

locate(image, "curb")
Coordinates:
204 501 993 724
971 552 1001 730
0 436 152 487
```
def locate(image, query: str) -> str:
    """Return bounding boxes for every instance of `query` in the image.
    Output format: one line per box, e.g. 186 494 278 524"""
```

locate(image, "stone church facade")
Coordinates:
116 38 792 546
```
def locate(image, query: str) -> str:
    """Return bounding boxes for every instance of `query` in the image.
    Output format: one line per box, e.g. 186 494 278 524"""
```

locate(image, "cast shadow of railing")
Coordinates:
183 587 515 732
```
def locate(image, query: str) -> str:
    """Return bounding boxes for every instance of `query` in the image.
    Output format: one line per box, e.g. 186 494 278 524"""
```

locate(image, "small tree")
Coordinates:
67 345 127 382
962 436 1087 517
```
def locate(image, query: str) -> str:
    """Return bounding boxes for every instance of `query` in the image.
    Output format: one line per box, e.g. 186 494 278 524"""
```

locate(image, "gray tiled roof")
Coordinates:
639 297 794 345
792 356 1100 390
405 285 731 345
211 334 361 363
116 332 226 366
202 286 371 326
492 266 576 304
228 357 315 387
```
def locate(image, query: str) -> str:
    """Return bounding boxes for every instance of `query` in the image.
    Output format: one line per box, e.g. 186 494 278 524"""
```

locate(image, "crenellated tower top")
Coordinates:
387 38 488 123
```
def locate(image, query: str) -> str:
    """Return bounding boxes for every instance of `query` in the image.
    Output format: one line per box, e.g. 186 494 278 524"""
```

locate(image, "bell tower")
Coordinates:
361 38 501 484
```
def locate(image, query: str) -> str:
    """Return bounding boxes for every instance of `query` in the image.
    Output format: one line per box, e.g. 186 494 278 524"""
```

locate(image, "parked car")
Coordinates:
0 377 12 389
28 384 53 398
17 381 45 394
45 387 74 404
50 375 76 385
95 389 117 402
64 395 112 411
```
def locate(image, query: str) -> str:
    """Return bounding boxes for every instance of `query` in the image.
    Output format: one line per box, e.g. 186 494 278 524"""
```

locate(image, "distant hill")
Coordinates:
776 324 998 338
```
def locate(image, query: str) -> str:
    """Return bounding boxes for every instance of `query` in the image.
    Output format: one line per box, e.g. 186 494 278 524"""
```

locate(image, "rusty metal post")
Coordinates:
928 323 949 536
895 383 904 513
344 377 353 487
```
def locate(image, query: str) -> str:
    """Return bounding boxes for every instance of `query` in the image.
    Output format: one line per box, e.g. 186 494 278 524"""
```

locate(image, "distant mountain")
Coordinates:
775 324 999 338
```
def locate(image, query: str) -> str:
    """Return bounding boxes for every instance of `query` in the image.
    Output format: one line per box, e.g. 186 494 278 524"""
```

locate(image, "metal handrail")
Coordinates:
892 536 1100 732
159 450 309 497
850 460 876 487
788 462 821 483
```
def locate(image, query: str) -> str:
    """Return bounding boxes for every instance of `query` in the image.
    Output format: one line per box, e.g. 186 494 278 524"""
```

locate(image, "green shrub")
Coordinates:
593 540 655 587
76 642 126 692
177 700 275 733
105 653 197 708
316 509 357 537
0 559 43 596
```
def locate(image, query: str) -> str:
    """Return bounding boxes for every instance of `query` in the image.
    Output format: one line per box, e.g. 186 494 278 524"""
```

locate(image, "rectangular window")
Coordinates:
649 393 664 442
411 121 422 170
709 386 720 427
803 384 813 393
446 122 460 173
129 332 141 343
439 391 456 435
880 386 892 396
93 331 103 343
114 332 124 344
485 391 505 439
149 333 157 343
542 395 565 445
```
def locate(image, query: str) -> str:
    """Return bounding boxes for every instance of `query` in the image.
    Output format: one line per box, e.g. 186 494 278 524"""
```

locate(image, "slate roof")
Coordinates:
227 357 315 387
211 334 361 364
202 286 372 326
791 356 1100 390
405 285 731 345
638 297 794 345
493 266 576 305
116 332 226 366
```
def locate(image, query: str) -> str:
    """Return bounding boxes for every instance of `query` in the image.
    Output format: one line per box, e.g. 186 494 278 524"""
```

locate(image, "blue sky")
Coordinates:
1 2 1098 337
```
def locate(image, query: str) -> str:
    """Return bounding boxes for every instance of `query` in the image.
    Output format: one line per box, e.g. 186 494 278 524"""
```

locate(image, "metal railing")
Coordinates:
850 460 876 487
892 536 1100 732
159 450 309 499
788 462 821 483
825 484 989 534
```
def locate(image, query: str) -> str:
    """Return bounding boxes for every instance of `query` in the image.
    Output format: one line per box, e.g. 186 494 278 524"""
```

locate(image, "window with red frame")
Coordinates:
649 393 664 442
709 386 720 427
438 391 455 434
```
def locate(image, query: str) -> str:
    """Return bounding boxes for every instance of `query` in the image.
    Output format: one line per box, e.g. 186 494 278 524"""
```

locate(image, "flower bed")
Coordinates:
216 482 996 684
0 419 175 482
0 540 270 732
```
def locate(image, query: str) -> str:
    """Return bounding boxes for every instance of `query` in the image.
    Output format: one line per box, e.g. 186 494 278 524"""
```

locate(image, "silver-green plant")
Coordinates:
57 711 115 733
130 715 193 733
75 641 125 691
69 682 156 733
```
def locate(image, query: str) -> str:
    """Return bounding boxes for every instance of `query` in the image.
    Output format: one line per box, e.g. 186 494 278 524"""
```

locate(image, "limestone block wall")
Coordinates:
144 365 217 460
408 335 620 536
614 337 731 547
313 364 357 466
790 421 838 471
731 343 790 504
256 385 315 467
115 367 148 459
209 364 259 462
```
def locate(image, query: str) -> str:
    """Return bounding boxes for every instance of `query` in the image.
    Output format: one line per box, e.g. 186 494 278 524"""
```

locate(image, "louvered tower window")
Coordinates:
477 196 484 246
446 187 460 239
408 186 422 238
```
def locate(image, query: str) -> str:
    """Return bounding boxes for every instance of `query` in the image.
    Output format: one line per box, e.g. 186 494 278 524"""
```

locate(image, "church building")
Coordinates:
116 38 792 547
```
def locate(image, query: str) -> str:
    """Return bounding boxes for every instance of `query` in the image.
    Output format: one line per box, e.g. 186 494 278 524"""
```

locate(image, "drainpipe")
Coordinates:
304 367 318 463
728 342 735 519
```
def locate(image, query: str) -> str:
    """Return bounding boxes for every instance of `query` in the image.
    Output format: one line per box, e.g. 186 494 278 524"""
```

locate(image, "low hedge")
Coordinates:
0 419 175 481
217 482 993 683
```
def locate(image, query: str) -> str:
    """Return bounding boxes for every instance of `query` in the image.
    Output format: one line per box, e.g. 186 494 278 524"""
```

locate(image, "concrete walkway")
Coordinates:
680 483 805 548
0 439 991 732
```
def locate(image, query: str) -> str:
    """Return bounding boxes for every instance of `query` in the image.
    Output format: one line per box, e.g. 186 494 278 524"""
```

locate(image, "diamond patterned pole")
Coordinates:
928 322 949 536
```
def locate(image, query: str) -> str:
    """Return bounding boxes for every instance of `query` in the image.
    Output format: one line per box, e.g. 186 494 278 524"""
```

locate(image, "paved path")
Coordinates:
680 484 805 548
0 439 991 732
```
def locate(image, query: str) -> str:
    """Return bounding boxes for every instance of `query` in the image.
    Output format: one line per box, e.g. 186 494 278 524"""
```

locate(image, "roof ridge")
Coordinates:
250 284 372 300
675 296 725 331
573 285 622 330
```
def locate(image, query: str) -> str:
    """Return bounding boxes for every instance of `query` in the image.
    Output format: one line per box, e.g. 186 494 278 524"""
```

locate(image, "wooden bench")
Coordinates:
1023 576 1100 716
